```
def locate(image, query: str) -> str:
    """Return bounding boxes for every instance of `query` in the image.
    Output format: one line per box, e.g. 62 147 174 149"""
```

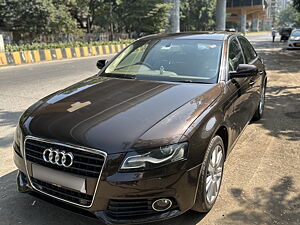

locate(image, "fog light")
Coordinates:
152 198 172 212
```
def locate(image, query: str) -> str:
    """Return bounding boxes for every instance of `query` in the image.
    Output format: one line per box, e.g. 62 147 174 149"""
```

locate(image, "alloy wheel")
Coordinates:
205 145 224 204
259 85 266 115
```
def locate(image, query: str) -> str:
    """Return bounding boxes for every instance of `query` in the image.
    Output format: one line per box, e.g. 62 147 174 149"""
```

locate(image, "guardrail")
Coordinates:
0 43 129 66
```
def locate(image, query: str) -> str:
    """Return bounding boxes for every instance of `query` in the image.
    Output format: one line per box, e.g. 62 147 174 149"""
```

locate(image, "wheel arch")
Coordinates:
214 125 229 160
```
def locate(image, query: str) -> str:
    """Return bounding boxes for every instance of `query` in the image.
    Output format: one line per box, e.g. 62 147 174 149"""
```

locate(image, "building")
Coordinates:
227 0 272 32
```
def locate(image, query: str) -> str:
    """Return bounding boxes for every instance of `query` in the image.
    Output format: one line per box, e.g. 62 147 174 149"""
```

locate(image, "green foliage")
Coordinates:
0 0 81 42
277 4 300 27
111 0 171 34
294 0 300 12
0 0 219 43
181 0 217 31
4 40 133 52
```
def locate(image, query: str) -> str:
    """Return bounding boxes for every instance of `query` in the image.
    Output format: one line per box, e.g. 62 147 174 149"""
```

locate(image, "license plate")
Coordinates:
295 43 300 46
32 164 86 193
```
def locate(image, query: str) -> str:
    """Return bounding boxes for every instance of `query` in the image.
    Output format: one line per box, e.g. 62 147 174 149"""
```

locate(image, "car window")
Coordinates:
228 38 244 71
291 30 300 37
103 39 223 84
238 37 257 63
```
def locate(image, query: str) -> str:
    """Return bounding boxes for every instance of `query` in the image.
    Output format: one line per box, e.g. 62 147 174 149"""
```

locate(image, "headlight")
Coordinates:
14 122 24 156
120 142 188 171
290 36 295 41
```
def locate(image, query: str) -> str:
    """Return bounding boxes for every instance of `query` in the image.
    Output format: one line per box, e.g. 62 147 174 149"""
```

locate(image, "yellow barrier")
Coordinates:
55 49 63 60
0 52 8 65
65 48 72 59
98 46 104 55
91 46 97 55
83 47 89 57
117 44 122 52
33 50 40 62
111 45 116 54
75 47 81 58
12 52 21 65
2 42 132 66
24 51 32 63
104 45 110 54
44 50 52 61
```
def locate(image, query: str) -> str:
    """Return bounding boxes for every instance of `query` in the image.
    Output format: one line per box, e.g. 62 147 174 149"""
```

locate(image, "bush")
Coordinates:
5 40 133 52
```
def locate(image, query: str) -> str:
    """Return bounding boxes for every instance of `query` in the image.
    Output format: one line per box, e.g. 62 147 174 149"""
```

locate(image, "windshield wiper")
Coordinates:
172 80 212 84
101 73 136 80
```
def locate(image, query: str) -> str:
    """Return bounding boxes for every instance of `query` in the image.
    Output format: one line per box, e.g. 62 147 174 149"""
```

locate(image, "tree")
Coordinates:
0 0 80 42
181 0 216 31
294 0 300 12
113 0 170 35
278 4 300 27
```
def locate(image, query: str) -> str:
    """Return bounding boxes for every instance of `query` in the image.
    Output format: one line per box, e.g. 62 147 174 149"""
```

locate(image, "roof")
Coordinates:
138 32 235 41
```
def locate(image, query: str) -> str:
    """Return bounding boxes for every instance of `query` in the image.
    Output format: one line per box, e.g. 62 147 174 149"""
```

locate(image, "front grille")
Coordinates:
31 177 93 206
25 138 105 178
106 199 178 220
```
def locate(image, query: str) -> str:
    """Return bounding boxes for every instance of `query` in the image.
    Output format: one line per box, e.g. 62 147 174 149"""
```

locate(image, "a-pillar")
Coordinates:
240 10 247 34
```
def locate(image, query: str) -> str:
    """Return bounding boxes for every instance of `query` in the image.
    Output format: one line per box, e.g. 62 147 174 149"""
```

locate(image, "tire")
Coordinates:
192 135 225 212
252 80 267 121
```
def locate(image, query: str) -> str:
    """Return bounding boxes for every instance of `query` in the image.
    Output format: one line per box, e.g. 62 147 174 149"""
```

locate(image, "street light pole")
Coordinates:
166 0 180 33
216 0 227 31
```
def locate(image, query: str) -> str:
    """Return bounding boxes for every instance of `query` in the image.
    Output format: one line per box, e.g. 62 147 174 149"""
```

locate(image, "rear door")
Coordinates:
237 36 263 119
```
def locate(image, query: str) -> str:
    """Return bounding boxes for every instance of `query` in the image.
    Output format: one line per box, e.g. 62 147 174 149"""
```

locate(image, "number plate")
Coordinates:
32 164 86 193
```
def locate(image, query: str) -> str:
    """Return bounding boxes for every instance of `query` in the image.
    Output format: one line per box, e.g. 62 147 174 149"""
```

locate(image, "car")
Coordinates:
13 32 267 225
287 29 300 49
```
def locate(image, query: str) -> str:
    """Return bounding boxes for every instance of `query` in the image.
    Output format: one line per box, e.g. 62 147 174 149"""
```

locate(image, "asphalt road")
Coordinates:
0 34 299 225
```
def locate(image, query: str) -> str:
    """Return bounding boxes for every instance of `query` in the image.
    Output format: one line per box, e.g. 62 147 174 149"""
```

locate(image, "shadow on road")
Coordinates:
0 110 22 148
0 110 22 128
0 170 101 225
0 170 206 225
249 40 300 141
254 85 300 142
252 40 300 74
220 176 300 225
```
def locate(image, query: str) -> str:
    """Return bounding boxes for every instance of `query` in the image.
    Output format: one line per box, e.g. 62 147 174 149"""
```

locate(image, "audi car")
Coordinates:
287 29 300 49
13 32 267 224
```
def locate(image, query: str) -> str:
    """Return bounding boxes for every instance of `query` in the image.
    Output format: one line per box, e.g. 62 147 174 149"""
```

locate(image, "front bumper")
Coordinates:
287 41 300 49
14 143 200 224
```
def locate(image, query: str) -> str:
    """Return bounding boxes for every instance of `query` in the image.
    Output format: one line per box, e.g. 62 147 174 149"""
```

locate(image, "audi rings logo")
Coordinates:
43 148 74 168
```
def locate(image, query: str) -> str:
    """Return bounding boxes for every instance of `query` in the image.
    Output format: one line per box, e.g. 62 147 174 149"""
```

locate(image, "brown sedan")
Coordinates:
13 32 267 224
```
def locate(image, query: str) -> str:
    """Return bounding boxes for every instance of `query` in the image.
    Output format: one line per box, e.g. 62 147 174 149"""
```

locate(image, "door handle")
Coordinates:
259 71 264 75
249 80 255 86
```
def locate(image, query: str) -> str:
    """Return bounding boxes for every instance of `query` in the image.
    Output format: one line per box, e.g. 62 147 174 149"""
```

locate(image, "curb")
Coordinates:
0 43 129 67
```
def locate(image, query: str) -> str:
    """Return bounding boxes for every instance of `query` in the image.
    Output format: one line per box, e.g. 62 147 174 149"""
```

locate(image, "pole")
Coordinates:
216 0 227 31
166 0 180 33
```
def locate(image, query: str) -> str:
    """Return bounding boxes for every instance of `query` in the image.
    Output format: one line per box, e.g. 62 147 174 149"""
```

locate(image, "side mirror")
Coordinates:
96 59 107 69
229 64 258 79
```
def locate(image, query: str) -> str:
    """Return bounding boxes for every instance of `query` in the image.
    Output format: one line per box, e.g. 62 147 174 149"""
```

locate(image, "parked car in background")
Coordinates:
279 27 293 42
14 32 267 224
287 29 300 49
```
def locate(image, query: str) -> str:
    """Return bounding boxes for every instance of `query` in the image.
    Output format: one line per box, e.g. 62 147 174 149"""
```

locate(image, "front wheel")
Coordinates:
252 81 267 121
192 135 225 212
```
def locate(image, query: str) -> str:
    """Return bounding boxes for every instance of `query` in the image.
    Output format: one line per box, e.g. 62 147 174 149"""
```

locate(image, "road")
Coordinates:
0 34 299 225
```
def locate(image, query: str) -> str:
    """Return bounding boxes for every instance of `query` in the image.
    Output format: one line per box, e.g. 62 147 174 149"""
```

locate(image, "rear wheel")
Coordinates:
192 135 225 212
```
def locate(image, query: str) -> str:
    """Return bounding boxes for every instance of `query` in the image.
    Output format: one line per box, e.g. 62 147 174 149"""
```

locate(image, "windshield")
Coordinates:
292 30 300 37
101 39 223 84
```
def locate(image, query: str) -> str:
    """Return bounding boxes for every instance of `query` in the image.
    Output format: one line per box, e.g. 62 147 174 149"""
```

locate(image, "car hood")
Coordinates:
22 76 221 154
